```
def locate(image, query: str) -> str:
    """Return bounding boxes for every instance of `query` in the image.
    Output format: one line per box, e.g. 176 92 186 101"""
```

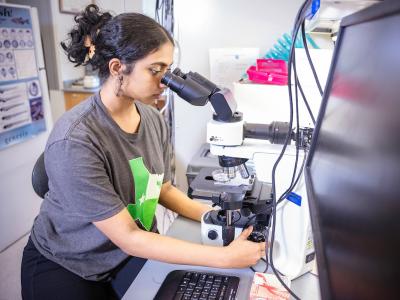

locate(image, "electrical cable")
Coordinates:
276 13 320 207
276 47 308 206
277 150 307 205
249 256 268 271
286 47 301 199
301 21 323 96
268 4 325 296
296 75 316 125
276 17 320 206
293 26 316 125
268 1 312 299
275 33 317 211
271 13 301 231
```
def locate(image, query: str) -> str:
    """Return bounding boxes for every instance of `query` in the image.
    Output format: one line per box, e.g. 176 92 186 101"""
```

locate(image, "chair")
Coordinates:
31 152 49 199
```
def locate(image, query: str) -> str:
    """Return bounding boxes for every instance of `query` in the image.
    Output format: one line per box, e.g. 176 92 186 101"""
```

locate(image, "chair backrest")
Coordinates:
32 152 49 199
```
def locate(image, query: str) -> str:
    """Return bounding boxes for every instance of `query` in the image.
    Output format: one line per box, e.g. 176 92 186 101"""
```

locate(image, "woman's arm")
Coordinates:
93 208 264 269
158 181 212 222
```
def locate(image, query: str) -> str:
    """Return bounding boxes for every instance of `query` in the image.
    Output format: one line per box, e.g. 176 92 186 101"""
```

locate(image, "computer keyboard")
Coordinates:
154 270 240 300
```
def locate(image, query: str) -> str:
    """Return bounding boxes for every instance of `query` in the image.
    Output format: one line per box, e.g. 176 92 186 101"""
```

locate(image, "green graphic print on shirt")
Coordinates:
126 157 164 231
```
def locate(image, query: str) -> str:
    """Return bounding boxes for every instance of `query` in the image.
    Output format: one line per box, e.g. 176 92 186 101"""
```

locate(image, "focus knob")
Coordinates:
248 231 266 243
207 230 218 240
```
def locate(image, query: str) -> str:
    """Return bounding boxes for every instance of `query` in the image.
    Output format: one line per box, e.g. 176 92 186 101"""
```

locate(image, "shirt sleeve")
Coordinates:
45 139 125 222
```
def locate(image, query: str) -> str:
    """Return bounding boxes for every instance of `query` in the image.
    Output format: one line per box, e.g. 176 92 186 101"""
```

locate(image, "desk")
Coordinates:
122 217 321 300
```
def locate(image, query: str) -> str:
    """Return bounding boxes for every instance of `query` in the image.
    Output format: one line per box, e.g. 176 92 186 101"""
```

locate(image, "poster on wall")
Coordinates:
0 5 46 150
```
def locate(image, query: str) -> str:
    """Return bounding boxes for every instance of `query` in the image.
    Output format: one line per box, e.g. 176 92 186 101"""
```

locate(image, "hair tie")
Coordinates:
84 29 99 60
84 35 96 60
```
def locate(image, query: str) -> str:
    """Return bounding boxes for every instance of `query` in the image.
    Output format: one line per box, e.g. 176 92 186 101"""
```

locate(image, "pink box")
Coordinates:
257 59 288 75
247 59 288 85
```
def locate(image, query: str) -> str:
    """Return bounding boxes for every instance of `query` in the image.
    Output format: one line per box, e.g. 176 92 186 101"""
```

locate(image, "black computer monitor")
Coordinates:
305 2 400 299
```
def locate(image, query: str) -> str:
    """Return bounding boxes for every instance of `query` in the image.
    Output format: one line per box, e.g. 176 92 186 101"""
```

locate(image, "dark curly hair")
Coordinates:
61 4 174 83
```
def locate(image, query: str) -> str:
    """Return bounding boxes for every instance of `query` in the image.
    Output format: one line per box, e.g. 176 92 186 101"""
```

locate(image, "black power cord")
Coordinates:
276 0 321 208
296 74 316 125
268 1 313 299
281 15 322 202
276 44 312 206
301 21 323 96
277 151 307 205
286 47 301 199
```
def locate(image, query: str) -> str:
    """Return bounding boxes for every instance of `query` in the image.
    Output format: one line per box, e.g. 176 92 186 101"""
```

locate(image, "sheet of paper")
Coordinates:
249 272 291 300
14 49 37 79
209 48 259 90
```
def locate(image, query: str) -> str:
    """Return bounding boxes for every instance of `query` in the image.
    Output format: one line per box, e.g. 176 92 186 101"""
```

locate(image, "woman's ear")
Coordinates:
109 58 122 77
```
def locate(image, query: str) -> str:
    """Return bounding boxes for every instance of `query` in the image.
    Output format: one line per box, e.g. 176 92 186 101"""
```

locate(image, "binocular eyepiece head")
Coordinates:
161 68 186 91
161 68 238 122
160 68 213 106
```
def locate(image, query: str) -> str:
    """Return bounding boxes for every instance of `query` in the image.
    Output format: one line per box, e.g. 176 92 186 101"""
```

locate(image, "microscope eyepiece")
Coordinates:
161 68 237 119
161 69 211 106
172 67 185 78
161 71 185 91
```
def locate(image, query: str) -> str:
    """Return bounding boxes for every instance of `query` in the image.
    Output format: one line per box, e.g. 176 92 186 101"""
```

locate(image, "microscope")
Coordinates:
162 68 315 279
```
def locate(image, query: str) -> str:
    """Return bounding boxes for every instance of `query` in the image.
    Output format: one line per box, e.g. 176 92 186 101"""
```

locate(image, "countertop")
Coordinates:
63 79 100 93
122 217 321 300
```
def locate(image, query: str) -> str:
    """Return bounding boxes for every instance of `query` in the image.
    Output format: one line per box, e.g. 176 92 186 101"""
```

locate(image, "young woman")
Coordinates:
21 5 265 299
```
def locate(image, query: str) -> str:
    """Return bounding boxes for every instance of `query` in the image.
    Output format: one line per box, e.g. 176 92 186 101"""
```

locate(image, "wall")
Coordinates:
50 1 84 87
96 0 142 14
172 0 305 193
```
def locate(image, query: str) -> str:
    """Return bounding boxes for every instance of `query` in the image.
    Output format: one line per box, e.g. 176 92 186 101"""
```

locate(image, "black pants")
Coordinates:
21 237 146 300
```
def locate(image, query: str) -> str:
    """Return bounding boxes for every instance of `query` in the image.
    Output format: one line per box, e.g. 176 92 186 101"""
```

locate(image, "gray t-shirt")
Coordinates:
31 93 171 281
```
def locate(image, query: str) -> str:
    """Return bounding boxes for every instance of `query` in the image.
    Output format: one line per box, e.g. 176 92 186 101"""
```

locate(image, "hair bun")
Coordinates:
61 4 112 66
62 6 174 84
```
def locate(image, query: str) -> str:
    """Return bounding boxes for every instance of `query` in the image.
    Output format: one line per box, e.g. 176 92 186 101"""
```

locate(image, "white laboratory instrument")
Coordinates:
162 68 315 279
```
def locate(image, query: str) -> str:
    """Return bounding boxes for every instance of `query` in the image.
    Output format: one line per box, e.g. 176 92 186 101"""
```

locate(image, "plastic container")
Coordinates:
257 58 288 74
246 58 288 85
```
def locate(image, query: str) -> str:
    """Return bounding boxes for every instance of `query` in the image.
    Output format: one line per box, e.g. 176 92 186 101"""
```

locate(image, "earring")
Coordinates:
114 75 123 96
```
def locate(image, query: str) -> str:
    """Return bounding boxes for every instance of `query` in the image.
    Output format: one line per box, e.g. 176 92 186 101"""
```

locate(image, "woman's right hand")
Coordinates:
222 226 266 268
